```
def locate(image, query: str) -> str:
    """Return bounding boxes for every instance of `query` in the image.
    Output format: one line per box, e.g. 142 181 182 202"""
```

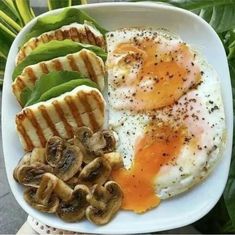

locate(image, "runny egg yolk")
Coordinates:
112 123 185 213
113 39 201 111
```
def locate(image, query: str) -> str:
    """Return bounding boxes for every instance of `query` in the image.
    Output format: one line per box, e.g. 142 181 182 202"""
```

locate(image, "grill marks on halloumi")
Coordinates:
15 86 105 152
16 23 105 65
12 49 105 104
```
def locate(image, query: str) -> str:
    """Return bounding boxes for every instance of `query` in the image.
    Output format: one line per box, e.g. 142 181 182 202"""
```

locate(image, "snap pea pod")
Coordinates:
13 39 107 80
37 79 97 103
23 71 86 106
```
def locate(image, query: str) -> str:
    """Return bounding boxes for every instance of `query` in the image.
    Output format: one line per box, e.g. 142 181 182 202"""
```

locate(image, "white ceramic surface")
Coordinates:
2 2 233 234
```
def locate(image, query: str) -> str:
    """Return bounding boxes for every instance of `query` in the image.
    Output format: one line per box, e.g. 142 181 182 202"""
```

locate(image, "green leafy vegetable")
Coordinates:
38 79 97 103
20 87 31 106
21 7 107 45
0 1 97 77
23 71 86 106
13 39 107 80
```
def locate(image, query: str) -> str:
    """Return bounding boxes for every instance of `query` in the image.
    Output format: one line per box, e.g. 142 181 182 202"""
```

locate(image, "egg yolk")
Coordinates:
113 39 201 111
112 123 185 213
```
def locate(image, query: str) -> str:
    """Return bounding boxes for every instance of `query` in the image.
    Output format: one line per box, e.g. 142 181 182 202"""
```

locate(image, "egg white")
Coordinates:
106 28 226 199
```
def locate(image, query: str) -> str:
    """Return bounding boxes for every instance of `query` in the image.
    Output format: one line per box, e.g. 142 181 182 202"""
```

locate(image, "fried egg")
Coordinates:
106 28 226 213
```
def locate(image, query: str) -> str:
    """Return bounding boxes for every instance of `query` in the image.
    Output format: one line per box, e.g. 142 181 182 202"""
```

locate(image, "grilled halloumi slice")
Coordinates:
12 49 105 104
15 85 105 152
16 22 105 65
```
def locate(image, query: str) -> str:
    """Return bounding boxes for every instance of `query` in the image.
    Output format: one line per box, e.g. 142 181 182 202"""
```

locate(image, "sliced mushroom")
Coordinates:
86 184 109 210
86 130 116 156
75 126 93 144
46 136 65 167
53 145 83 181
13 153 31 182
24 187 59 213
30 148 46 164
101 130 116 153
65 171 81 188
103 152 124 170
54 175 73 201
57 184 90 222
37 172 73 203
86 181 123 225
16 163 52 187
78 157 111 187
35 173 58 205
72 136 96 164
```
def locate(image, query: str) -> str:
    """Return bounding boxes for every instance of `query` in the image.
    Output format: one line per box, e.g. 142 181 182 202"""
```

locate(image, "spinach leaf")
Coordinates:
13 39 107 80
20 87 31 106
21 7 107 45
38 79 97 103
24 71 86 106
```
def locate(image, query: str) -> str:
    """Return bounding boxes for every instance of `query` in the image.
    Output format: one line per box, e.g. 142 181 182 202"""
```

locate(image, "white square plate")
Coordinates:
2 2 233 234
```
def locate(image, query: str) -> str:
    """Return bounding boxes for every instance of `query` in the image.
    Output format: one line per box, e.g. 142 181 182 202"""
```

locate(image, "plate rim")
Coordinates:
2 2 233 234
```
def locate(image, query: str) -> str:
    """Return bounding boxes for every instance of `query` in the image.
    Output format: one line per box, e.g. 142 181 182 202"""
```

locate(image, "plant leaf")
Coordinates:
143 0 235 10
0 17 18 34
71 0 86 5
0 56 6 76
47 0 72 10
0 10 21 32
21 7 108 45
228 40 235 59
222 58 235 230
0 0 22 26
13 39 107 80
24 71 86 106
194 197 235 233
0 23 16 58
38 79 97 103
202 4 235 32
20 87 31 106
223 219 235 233
135 0 235 32
12 0 35 25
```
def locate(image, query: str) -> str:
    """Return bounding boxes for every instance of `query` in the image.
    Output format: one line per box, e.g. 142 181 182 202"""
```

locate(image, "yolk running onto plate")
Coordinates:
114 40 201 111
112 123 185 213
